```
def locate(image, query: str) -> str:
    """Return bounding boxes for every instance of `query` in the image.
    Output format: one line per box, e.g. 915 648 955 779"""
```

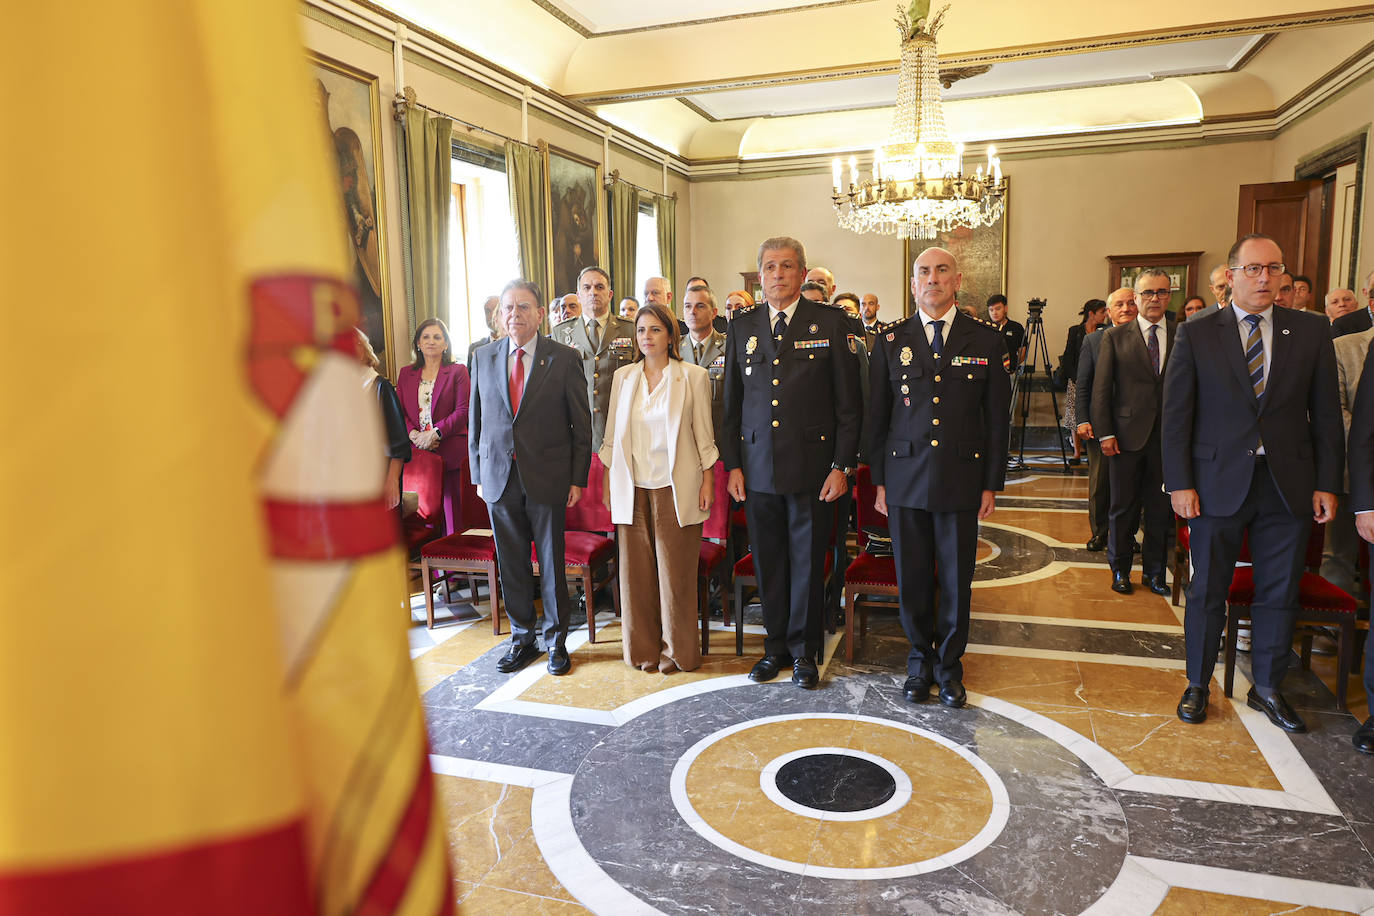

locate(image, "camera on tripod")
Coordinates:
1026 297 1046 318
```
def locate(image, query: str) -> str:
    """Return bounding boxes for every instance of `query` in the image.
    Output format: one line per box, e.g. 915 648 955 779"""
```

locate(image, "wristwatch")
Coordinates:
831 462 855 475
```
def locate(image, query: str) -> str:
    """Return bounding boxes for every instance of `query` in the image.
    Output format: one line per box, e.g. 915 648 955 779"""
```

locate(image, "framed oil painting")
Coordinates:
542 141 605 301
1106 251 1204 317
309 53 393 376
901 179 1009 319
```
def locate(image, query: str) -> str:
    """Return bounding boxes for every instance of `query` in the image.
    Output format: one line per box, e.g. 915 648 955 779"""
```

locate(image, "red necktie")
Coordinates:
510 347 525 414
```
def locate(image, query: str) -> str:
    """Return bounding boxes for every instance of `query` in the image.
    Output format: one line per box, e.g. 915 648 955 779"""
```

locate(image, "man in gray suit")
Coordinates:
550 266 635 451
1324 325 1374 595
470 279 592 676
1076 287 1137 551
680 282 726 445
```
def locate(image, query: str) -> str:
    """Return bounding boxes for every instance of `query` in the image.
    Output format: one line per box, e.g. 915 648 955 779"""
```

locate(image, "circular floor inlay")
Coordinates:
774 752 896 812
671 714 1010 878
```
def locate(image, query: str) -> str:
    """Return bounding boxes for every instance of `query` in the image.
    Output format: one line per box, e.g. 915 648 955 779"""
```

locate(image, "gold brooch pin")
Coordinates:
900 346 913 366
746 336 758 355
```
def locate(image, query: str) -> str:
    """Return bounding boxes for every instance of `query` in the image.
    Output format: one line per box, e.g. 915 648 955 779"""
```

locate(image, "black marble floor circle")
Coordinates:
774 753 897 812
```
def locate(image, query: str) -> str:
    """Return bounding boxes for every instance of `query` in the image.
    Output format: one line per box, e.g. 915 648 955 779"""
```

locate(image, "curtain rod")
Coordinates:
393 87 536 150
605 169 678 201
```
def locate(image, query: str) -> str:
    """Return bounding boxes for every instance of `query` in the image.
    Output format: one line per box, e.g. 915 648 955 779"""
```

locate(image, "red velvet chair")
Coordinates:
420 533 501 632
698 460 732 654
843 465 899 662
402 448 446 559
1222 523 1359 711
532 455 619 643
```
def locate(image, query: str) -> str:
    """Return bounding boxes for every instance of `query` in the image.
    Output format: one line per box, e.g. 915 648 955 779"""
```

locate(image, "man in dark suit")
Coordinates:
986 295 1026 372
1076 287 1137 551
860 294 881 351
1163 234 1342 733
681 282 726 446
1330 271 1373 335
466 295 502 373
869 247 1011 708
469 279 592 676
723 236 860 689
550 266 635 451
1338 337 1374 755
1092 270 1176 596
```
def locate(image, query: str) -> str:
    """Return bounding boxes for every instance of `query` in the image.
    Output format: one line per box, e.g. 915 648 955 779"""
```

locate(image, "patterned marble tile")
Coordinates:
1154 887 1349 915
973 566 1180 627
991 506 1093 544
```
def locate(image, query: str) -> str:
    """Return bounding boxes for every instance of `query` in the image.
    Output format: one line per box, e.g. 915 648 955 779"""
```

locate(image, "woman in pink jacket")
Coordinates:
398 318 471 536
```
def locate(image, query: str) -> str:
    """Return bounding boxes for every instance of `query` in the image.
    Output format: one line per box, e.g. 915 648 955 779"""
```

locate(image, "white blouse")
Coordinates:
629 371 672 488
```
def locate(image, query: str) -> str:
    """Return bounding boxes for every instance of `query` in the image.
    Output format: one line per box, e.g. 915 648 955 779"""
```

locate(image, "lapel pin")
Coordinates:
808 323 818 334
1281 329 1290 335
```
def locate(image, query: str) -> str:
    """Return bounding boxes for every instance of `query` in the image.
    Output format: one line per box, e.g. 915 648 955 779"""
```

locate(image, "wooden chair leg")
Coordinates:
423 559 436 629
1223 606 1239 698
734 580 746 657
488 561 502 635
584 567 597 642
699 575 710 656
1335 619 1355 712
845 586 857 663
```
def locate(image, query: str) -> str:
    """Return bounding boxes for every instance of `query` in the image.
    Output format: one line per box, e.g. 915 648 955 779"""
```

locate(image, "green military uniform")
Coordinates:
550 312 636 451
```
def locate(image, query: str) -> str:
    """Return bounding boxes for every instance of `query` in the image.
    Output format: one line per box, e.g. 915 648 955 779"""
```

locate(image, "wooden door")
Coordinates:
1236 180 1325 285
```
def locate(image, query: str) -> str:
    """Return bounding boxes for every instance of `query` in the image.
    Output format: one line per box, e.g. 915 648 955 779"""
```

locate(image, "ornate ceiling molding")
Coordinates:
526 0 876 39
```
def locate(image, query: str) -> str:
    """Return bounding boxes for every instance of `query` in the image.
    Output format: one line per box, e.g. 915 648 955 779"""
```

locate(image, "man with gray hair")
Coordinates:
1207 263 1229 310
723 237 860 689
805 266 836 300
1331 269 1374 335
1091 267 1177 596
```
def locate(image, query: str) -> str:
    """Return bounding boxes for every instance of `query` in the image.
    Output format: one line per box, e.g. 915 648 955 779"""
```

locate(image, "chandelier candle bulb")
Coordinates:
848 155 858 188
832 158 841 193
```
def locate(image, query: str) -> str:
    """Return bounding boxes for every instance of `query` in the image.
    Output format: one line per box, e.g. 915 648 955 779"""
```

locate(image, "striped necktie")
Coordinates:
1243 314 1265 400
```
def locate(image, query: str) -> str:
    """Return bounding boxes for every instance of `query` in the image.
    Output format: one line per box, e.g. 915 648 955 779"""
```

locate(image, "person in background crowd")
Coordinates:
1331 270 1374 335
643 277 673 311
552 266 636 451
1292 274 1316 312
1340 339 1374 755
469 279 591 676
868 246 1011 708
552 292 582 326
680 283 727 443
619 297 639 319
398 317 471 537
356 328 409 511
1274 271 1296 309
467 295 504 372
1164 234 1341 734
1092 269 1176 597
806 266 836 300
860 293 881 349
833 291 861 319
1325 321 1374 598
724 236 860 690
1077 288 1138 552
800 281 828 303
599 303 718 674
1182 295 1208 320
1060 299 1107 464
986 294 1026 372
724 290 754 321
1208 263 1230 309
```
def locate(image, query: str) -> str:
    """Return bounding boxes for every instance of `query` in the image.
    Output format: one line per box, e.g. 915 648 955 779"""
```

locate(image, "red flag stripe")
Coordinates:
354 753 440 916
0 820 311 916
263 498 398 560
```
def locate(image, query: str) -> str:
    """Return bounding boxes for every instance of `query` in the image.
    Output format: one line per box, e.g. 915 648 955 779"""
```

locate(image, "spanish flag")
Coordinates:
0 3 450 913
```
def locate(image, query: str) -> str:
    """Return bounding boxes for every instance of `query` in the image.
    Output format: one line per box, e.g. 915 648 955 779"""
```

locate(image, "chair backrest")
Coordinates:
703 459 730 540
401 448 444 522
853 465 887 548
566 454 613 533
457 460 490 532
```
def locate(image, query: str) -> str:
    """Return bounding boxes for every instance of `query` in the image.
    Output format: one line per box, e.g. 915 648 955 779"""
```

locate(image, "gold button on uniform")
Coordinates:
773 358 780 366
772 420 780 428
934 375 942 382
933 396 940 404
772 399 779 406
931 439 939 447
772 379 780 386
967 373 974 379
932 418 940 426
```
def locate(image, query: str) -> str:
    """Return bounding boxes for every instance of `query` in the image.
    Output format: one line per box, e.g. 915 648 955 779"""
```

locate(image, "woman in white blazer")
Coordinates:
598 303 719 672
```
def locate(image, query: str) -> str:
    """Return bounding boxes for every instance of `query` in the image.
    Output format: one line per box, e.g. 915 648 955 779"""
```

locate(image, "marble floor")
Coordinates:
409 471 1374 915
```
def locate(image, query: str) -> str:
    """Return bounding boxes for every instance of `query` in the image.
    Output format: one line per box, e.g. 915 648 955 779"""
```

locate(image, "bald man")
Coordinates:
806 267 836 301
868 247 1011 708
1208 264 1229 310
1330 277 1370 335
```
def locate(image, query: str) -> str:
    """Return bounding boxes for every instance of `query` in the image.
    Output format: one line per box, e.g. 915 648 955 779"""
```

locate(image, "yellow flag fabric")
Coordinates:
0 2 449 913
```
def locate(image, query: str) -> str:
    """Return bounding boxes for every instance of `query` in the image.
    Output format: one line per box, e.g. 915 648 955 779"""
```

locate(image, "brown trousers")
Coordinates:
618 486 702 672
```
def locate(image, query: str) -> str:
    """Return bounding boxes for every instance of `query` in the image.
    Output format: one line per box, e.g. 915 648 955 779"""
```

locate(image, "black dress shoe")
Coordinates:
792 657 820 689
1110 571 1133 594
1176 685 1208 723
938 681 967 708
1354 717 1374 756
496 641 542 673
749 653 793 683
547 644 571 676
903 675 932 702
1246 687 1307 733
1142 574 1170 596
1085 535 1108 551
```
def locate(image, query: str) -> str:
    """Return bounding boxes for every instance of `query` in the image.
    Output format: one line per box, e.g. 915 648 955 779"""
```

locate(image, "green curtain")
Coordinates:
402 107 452 330
655 193 677 301
504 141 548 300
608 181 639 300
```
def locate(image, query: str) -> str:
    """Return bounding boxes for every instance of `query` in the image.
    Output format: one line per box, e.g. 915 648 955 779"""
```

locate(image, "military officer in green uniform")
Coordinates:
868 247 1011 709
550 266 636 451
681 282 727 446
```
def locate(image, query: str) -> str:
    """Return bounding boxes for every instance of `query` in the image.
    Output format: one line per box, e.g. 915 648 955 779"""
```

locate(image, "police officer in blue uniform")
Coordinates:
868 247 1011 707
723 236 861 689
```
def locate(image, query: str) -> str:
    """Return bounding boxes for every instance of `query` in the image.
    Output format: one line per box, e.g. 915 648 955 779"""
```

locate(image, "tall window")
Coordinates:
634 198 660 301
449 143 519 354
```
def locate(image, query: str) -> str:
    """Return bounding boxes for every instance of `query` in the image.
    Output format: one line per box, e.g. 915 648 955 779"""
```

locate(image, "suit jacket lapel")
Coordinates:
514 335 553 418
1215 307 1257 406
666 362 685 467
490 338 513 416
942 311 974 357
614 362 639 445
431 363 450 410
1264 308 1290 411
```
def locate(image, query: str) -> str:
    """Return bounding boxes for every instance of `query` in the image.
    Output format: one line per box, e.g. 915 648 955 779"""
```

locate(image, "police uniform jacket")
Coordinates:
682 328 727 447
551 312 636 450
721 299 861 494
867 310 1011 512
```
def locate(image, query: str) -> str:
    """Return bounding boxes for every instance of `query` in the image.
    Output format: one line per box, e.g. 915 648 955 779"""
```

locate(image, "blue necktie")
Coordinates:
930 319 944 358
773 311 787 339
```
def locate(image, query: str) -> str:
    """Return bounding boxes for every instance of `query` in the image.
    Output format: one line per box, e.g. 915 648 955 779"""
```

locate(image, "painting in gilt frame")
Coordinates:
309 53 393 376
900 179 1010 320
542 141 606 302
1106 252 1204 317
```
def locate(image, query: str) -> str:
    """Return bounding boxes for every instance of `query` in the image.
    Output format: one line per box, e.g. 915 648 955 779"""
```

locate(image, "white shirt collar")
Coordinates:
508 334 537 358
768 297 801 321
1137 313 1165 331
918 303 958 330
1230 302 1273 326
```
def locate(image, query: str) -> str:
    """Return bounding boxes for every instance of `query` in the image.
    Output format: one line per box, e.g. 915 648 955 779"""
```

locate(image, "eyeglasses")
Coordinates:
1138 289 1172 300
1230 263 1287 278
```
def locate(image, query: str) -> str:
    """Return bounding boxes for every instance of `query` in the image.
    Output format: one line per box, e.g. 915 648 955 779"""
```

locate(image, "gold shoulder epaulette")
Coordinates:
736 304 760 315
878 316 911 332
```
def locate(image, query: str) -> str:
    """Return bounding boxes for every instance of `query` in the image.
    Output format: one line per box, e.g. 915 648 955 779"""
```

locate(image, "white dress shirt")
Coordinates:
1232 303 1273 455
1136 313 1169 369
507 334 536 393
917 302 959 348
628 371 672 488
767 298 800 334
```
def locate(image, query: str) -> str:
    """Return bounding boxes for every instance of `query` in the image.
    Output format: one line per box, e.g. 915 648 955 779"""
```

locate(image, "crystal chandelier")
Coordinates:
831 2 1005 240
